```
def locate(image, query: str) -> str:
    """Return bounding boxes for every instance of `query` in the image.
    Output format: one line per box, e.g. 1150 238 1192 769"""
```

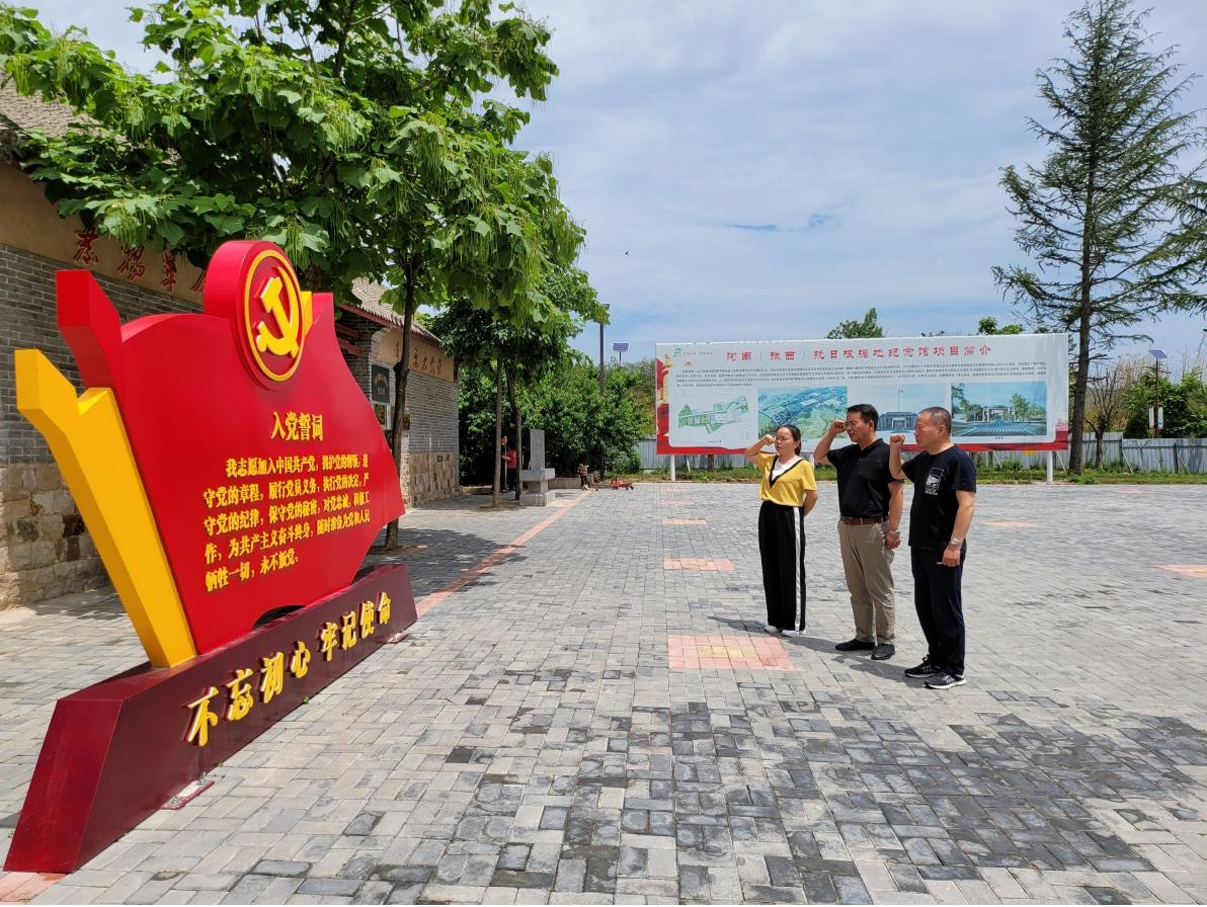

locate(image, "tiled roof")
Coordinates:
0 81 82 157
347 278 440 343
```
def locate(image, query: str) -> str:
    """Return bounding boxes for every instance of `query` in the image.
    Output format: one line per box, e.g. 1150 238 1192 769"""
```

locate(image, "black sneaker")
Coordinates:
835 639 875 652
903 657 938 679
925 671 966 690
871 643 895 661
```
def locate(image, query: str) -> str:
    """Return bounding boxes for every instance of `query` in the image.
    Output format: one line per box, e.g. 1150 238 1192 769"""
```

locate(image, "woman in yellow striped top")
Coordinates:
744 425 818 636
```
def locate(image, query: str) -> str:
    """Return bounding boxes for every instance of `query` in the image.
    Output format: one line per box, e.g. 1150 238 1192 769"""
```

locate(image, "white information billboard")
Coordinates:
654 334 1069 454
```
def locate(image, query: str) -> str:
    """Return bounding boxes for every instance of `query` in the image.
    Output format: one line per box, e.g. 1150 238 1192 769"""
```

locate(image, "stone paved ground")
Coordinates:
2 481 1207 905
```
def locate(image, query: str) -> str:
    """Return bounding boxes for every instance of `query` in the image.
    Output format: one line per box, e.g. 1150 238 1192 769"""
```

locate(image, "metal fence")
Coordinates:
637 436 1207 474
984 437 1207 474
636 438 747 471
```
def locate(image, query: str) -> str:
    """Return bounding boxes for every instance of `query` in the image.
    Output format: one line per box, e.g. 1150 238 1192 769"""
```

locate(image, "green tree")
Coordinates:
431 263 601 506
379 147 586 525
619 358 657 435
0 2 376 277
520 355 645 475
1122 370 1207 438
977 316 1024 335
826 307 884 339
451 350 644 484
0 1 580 541
992 0 1207 472
1009 392 1031 421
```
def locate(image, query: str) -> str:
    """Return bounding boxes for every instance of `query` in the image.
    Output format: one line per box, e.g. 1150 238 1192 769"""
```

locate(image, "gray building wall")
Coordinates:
0 242 180 604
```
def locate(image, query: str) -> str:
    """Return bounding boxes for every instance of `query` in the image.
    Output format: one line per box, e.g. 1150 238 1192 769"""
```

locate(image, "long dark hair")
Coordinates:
776 423 802 455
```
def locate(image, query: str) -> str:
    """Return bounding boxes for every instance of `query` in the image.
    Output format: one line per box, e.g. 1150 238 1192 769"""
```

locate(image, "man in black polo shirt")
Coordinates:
814 403 903 661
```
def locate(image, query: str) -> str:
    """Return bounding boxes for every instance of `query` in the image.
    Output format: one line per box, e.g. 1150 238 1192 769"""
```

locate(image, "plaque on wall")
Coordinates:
370 363 392 404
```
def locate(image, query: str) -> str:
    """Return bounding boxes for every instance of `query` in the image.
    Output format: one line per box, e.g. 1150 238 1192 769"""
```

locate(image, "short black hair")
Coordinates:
846 403 879 430
919 406 952 435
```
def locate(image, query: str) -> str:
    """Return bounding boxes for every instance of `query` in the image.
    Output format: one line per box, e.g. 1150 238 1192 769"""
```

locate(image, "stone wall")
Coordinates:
0 242 182 607
365 332 460 508
0 463 103 606
399 448 460 506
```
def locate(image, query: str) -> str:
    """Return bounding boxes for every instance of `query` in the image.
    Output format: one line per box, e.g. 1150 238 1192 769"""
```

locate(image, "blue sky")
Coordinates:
25 0 1207 372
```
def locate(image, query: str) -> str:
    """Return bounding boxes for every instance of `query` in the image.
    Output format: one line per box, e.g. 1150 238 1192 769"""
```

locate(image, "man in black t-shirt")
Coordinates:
889 406 977 691
814 404 903 661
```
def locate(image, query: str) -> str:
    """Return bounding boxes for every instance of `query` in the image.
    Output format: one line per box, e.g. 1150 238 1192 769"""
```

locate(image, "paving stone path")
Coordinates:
1 481 1206 904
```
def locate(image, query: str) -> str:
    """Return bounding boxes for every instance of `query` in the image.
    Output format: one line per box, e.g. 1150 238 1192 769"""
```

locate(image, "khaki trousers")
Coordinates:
837 520 895 644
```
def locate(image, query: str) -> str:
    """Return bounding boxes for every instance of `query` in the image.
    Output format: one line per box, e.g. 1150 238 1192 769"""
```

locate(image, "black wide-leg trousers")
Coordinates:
909 545 966 676
758 501 806 632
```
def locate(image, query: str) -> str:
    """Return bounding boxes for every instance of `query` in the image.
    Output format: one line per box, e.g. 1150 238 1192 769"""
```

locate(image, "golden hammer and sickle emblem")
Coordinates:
254 275 313 360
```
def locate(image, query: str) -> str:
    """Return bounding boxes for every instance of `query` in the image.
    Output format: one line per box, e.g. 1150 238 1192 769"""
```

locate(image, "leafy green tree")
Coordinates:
992 0 1207 472
0 1 581 541
521 355 646 475
380 148 586 524
452 351 645 484
1122 370 1207 438
826 307 884 339
977 316 1024 335
615 358 656 435
431 264 600 506
0 2 376 278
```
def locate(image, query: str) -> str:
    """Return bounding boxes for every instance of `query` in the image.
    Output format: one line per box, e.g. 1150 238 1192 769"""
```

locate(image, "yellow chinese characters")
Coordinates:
185 687 221 747
319 621 339 661
203 483 263 509
270 411 325 442
316 509 372 536
226 668 255 721
340 611 358 650
258 547 298 576
289 641 311 678
224 455 318 478
204 452 370 594
260 652 285 704
184 590 396 746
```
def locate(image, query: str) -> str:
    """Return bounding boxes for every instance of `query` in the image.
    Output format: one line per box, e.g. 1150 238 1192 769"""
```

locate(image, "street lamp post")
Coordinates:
598 304 610 397
598 304 610 479
1149 348 1167 437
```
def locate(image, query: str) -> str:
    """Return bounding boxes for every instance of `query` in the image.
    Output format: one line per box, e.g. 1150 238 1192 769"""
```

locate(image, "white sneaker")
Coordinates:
763 624 782 635
783 629 805 638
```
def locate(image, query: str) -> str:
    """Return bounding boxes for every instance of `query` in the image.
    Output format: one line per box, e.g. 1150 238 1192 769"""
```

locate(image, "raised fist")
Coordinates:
889 433 905 446
831 419 846 433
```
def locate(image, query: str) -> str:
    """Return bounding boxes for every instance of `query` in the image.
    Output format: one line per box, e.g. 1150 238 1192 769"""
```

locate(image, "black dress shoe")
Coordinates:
834 639 875 652
871 643 895 660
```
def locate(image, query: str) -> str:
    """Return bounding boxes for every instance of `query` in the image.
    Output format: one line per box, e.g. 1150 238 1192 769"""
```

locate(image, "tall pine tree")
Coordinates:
993 0 1207 472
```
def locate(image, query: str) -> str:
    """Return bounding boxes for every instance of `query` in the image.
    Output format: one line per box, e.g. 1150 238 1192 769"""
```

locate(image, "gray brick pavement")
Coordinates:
0 483 1205 903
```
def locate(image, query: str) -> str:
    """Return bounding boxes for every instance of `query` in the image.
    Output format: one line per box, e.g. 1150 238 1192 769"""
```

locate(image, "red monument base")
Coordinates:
5 563 416 873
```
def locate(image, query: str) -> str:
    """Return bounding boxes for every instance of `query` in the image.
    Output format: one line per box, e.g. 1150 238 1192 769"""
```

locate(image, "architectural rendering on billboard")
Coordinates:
655 334 1069 454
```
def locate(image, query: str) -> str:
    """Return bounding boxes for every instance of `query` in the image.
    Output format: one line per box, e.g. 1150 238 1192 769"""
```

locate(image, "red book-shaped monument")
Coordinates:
7 241 417 872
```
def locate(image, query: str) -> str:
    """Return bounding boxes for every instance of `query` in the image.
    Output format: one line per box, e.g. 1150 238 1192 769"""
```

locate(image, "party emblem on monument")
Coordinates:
7 240 417 872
